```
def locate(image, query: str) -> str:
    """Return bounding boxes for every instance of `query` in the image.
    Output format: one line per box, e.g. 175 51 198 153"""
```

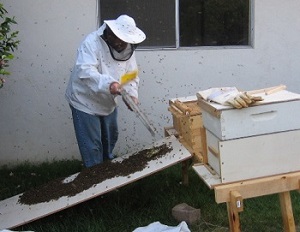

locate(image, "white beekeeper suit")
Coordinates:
65 15 146 167
65 16 143 116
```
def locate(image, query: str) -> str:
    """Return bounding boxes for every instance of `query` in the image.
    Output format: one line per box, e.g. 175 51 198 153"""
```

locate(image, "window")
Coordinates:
180 0 250 46
99 0 251 48
99 0 176 48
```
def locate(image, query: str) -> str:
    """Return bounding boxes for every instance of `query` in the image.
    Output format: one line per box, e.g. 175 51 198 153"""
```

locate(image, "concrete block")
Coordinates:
172 203 201 225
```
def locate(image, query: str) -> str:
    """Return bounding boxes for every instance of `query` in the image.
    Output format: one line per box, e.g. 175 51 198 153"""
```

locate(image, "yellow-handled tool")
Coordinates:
120 70 138 86
120 89 156 137
119 69 156 136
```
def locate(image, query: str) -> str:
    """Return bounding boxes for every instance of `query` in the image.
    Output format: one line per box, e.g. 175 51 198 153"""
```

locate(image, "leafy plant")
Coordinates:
0 3 20 88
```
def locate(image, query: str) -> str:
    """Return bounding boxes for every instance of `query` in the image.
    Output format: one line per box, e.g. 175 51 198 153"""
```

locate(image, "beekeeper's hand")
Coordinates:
109 82 121 95
226 92 263 109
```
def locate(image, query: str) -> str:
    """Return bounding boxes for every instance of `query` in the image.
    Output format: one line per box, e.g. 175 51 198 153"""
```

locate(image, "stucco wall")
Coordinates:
1 0 300 165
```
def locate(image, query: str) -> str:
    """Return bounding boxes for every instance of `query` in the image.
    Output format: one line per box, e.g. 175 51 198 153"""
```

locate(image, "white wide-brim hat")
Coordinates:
104 15 146 44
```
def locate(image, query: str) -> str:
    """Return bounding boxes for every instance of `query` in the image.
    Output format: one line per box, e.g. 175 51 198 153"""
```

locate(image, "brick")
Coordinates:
172 203 201 225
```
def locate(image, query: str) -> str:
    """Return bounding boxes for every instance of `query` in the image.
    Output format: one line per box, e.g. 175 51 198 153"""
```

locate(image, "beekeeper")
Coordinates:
65 15 146 168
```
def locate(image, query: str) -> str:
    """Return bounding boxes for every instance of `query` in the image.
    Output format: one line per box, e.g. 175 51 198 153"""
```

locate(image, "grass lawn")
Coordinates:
1 160 300 231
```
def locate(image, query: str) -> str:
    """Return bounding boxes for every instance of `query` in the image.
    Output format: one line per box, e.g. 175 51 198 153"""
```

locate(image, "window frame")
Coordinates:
97 0 254 51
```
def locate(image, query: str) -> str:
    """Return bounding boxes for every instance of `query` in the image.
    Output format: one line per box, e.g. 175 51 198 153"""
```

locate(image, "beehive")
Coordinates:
197 90 300 183
168 96 206 163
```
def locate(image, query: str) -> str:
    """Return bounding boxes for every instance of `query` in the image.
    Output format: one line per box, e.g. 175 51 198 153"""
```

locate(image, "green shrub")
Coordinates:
0 3 20 88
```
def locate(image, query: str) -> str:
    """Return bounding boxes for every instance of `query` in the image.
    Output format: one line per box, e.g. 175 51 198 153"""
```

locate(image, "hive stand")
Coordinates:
167 92 300 231
194 164 300 232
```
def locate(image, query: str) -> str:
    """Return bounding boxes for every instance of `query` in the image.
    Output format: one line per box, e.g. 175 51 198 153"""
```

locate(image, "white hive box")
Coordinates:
197 90 300 140
196 89 300 184
206 129 300 183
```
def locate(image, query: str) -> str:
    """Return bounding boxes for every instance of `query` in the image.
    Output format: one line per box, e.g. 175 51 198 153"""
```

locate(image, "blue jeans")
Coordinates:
70 105 118 167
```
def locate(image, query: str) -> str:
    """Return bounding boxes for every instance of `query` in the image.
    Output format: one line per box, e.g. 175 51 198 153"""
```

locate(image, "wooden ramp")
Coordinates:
0 135 192 230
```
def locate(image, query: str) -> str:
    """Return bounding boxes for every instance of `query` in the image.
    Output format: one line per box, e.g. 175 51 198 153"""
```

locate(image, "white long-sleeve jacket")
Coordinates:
65 24 139 116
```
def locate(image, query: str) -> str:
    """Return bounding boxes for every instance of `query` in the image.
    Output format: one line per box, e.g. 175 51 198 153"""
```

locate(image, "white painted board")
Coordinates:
192 164 221 189
0 135 192 230
201 90 300 140
206 130 300 183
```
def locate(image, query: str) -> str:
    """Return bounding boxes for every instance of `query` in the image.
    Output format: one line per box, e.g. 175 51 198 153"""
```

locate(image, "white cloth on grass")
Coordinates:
0 230 34 232
133 221 190 232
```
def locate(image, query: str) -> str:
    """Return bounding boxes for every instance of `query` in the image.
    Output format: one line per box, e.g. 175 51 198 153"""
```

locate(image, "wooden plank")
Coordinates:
173 100 192 115
230 191 243 213
227 191 243 232
214 171 300 203
192 164 221 189
0 135 192 230
164 126 178 137
169 95 198 105
279 191 296 232
192 151 204 163
247 85 286 95
179 138 203 163
168 105 183 134
227 202 241 232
